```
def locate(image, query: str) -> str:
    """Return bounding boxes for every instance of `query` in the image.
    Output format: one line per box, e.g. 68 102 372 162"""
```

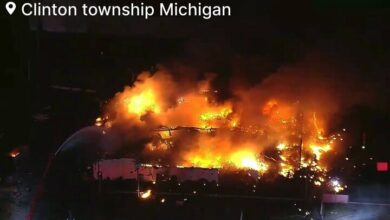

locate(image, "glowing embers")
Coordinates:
310 144 331 160
95 117 103 127
276 142 299 178
299 158 328 186
94 116 111 127
328 178 346 193
279 162 295 178
276 143 287 151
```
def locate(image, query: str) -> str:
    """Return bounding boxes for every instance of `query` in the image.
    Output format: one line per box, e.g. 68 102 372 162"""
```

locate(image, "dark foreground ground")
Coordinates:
2 152 389 220
11 188 390 220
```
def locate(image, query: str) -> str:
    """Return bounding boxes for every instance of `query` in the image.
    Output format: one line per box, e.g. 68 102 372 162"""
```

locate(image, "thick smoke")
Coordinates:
99 56 380 174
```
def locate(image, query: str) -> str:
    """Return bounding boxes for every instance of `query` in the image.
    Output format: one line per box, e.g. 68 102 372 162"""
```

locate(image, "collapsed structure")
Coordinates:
92 67 348 189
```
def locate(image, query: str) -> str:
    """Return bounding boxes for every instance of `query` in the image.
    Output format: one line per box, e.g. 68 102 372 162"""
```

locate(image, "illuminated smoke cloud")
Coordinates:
95 57 380 185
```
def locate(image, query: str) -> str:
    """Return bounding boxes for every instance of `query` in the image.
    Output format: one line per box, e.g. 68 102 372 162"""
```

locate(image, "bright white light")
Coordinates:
140 189 152 199
329 178 345 193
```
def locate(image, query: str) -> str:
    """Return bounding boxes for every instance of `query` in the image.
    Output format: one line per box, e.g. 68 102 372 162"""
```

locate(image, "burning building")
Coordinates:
91 64 353 188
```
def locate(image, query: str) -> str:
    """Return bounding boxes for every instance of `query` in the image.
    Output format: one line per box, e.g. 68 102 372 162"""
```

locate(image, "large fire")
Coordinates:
229 150 268 173
125 89 161 116
98 68 345 187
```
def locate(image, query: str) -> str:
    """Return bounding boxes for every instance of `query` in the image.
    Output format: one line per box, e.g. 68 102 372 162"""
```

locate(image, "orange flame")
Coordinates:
125 89 160 116
98 69 343 182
